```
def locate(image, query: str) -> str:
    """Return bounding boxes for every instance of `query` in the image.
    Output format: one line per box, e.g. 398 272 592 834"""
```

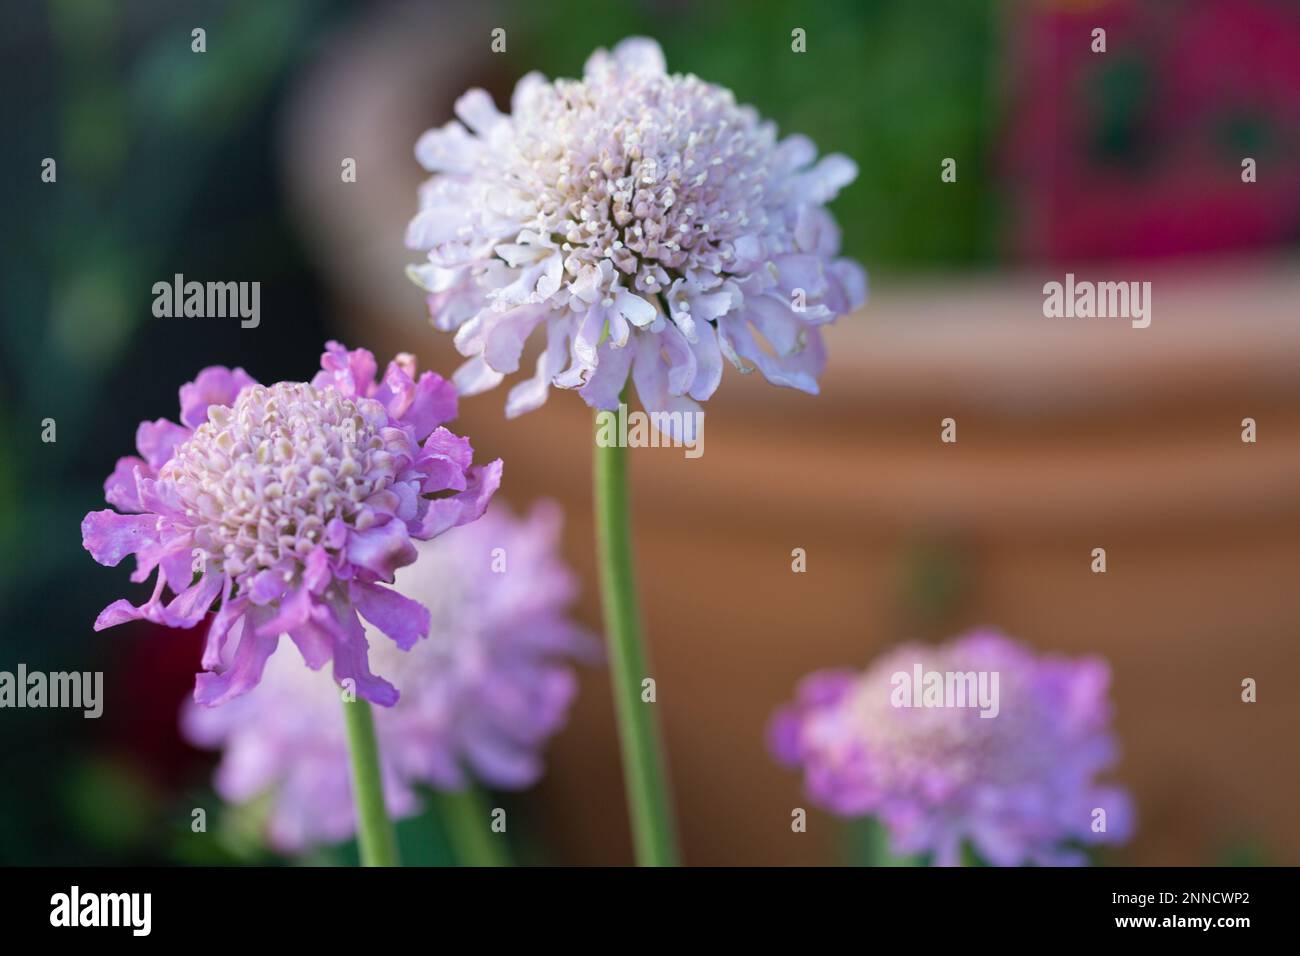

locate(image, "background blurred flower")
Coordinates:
406 36 866 430
769 629 1134 866
182 500 596 852
82 342 502 708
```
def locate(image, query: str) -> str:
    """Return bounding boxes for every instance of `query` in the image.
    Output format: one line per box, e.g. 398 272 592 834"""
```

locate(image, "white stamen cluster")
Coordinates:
503 72 782 304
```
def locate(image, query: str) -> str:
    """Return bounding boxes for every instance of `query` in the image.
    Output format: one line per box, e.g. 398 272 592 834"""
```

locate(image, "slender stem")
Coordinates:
341 697 400 867
593 413 680 866
434 787 511 867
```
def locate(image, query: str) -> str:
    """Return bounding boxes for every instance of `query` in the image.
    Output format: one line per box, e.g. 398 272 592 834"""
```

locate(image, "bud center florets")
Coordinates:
162 382 396 577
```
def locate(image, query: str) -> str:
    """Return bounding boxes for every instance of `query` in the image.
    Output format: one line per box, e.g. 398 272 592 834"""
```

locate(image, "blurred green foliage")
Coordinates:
0 0 335 865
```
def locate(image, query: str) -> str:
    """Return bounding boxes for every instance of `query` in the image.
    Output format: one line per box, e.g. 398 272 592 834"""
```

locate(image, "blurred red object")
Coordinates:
100 622 208 789
1006 0 1300 261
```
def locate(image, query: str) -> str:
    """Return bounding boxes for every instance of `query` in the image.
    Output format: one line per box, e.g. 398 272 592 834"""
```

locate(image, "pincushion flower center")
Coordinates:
161 382 388 577
848 669 1049 787
517 75 778 297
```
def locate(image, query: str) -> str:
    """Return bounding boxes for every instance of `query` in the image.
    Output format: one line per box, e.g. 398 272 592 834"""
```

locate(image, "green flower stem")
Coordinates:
593 415 680 866
341 697 400 867
435 786 511 867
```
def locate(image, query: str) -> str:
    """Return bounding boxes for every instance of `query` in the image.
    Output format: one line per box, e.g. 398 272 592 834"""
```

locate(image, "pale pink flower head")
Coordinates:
407 37 866 429
82 342 502 707
182 501 595 852
770 630 1135 866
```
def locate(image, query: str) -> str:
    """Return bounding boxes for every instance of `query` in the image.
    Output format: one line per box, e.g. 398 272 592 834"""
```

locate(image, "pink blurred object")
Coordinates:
1006 0 1300 262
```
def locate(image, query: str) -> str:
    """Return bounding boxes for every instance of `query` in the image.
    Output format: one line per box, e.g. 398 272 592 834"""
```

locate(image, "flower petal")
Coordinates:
414 120 479 175
346 519 418 583
322 602 399 707
577 340 635 410
585 36 666 81
104 457 149 512
452 355 506 396
454 88 505 137
397 371 458 439
719 315 826 394
179 366 257 429
193 627 282 707
505 319 569 417
353 581 430 651
416 459 503 539
82 510 160 567
135 419 191 470
313 340 378 399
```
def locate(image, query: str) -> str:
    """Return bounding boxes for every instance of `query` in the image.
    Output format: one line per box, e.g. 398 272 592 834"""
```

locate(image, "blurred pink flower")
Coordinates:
770 630 1134 866
183 502 595 852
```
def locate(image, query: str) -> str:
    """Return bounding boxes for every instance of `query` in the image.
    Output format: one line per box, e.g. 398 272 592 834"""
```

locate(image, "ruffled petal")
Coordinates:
454 88 505 137
397 371 458 439
742 295 805 355
584 36 666 82
93 567 221 631
104 457 149 512
772 253 828 299
353 581 431 651
160 547 197 593
414 120 479 175
416 459 503 539
346 519 418 583
467 306 547 375
614 288 656 329
200 582 241 669
719 314 826 394
577 340 635 410
406 205 471 248
791 154 858 204
658 321 698 396
135 419 191 470
416 427 473 494
179 366 257 429
312 340 378 400
829 258 869 313
82 510 160 567
286 624 333 671
630 335 704 443
505 318 569 417
452 355 506 396
321 602 399 707
255 584 315 638
688 325 725 402
160 570 224 628
193 626 281 707
93 574 167 630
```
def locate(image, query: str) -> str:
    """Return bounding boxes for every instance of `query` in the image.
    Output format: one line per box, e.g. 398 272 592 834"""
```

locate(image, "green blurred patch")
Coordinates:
846 816 925 867
63 757 160 853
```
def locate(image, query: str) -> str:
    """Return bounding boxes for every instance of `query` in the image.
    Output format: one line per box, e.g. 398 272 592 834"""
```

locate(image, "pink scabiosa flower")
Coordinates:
82 342 503 709
769 630 1134 866
406 36 867 427
181 501 594 852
